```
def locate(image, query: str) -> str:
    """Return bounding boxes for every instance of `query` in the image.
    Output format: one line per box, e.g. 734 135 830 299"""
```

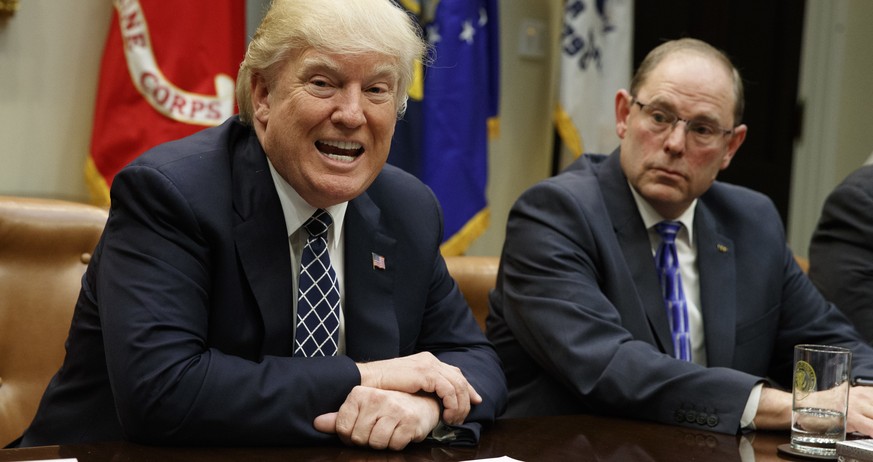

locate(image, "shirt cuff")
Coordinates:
740 382 764 430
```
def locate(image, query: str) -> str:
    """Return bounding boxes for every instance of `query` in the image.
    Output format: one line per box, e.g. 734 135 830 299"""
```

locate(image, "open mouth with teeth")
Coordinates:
316 140 364 163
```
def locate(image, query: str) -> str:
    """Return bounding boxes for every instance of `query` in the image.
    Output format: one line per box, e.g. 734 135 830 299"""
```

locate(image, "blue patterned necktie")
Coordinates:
294 209 340 357
654 221 692 362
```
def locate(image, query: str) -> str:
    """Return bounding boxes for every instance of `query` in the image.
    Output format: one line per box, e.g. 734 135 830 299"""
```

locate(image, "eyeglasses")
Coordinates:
632 98 734 147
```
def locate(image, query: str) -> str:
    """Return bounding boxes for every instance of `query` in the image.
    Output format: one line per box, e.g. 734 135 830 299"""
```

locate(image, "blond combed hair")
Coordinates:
236 0 427 124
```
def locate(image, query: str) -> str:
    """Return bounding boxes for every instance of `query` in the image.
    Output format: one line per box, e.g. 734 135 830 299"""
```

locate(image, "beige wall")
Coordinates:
787 0 873 257
832 0 873 179
467 0 560 256
0 1 112 203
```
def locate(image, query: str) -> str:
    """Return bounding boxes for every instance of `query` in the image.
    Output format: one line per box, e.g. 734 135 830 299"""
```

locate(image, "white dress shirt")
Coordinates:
268 159 348 354
630 187 707 365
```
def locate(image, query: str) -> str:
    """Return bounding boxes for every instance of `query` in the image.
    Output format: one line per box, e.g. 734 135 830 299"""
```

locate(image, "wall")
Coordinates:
832 0 873 178
787 0 873 257
0 1 112 202
466 0 559 256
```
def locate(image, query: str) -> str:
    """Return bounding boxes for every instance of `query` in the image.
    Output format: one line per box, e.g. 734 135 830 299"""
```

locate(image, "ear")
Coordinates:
720 123 748 170
251 73 271 124
615 89 633 139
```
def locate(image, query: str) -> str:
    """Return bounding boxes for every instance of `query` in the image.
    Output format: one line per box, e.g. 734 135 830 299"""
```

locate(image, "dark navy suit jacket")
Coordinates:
19 117 506 446
810 165 873 343
487 151 873 434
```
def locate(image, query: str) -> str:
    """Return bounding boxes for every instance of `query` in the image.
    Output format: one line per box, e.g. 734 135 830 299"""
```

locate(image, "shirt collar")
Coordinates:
267 158 347 251
628 181 697 246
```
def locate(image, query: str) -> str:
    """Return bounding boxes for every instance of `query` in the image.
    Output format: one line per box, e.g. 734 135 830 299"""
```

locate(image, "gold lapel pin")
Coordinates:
716 244 728 253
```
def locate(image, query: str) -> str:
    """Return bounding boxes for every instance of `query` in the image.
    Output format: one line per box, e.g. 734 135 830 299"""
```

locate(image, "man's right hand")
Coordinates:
753 386 792 430
356 352 481 425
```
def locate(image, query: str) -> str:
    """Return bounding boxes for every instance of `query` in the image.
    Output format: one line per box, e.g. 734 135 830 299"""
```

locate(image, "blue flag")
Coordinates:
390 0 500 255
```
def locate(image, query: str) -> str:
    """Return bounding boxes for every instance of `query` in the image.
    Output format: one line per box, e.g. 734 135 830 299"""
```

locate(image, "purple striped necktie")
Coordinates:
654 220 692 362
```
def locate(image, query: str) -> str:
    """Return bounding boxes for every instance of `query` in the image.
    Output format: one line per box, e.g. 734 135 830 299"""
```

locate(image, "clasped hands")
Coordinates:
313 352 482 450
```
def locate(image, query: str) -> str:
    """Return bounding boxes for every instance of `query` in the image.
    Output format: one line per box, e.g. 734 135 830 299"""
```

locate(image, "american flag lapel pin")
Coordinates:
371 252 386 270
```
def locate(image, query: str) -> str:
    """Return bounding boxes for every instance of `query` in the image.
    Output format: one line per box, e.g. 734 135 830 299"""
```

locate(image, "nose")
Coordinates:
331 87 366 128
663 120 687 156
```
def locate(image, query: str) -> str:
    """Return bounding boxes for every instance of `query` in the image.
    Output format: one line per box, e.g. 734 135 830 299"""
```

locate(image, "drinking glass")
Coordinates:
790 344 852 457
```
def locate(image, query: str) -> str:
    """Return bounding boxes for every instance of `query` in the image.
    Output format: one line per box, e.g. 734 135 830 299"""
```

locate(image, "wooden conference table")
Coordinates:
0 414 801 462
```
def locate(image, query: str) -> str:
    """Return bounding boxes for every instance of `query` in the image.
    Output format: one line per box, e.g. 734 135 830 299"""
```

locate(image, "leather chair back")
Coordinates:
0 196 107 446
445 256 499 331
443 254 809 332
795 255 809 274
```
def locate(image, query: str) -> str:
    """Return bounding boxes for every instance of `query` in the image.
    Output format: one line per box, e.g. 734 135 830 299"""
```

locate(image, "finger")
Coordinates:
368 415 400 450
313 412 338 434
468 381 482 404
344 397 380 447
386 420 416 451
431 374 461 419
441 400 467 426
852 404 873 436
437 366 473 425
334 399 363 446
387 396 437 450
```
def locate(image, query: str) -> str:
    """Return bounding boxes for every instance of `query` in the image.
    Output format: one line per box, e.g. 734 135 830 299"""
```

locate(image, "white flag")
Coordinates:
555 0 633 161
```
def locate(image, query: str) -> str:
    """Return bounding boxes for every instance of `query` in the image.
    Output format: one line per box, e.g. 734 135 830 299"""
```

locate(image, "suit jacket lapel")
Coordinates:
231 131 295 357
598 152 674 354
342 190 399 362
694 204 737 367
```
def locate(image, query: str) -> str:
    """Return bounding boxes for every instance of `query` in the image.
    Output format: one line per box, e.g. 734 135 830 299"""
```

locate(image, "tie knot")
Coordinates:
655 220 682 244
303 209 332 238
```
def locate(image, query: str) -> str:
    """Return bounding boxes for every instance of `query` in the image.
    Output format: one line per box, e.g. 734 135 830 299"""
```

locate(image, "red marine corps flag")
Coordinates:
86 0 245 206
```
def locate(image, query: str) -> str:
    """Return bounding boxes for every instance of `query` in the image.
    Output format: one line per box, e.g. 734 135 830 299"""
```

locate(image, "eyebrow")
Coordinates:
298 55 398 84
298 55 340 74
646 99 723 125
371 63 398 82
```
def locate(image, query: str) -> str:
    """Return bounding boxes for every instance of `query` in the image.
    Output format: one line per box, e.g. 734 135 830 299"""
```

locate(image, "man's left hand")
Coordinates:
313 386 441 450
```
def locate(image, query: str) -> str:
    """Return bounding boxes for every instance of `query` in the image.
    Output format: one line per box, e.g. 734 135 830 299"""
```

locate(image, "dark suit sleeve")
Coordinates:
98 165 361 445
375 171 507 441
422 253 507 442
810 167 873 344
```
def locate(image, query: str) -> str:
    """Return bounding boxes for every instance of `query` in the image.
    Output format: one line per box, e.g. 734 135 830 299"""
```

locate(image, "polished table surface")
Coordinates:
0 414 803 461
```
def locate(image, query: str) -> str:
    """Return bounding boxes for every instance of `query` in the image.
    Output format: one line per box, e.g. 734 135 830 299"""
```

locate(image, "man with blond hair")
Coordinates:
16 0 506 450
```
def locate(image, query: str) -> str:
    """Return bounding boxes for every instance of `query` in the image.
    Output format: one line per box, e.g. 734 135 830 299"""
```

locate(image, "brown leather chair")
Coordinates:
0 196 107 446
445 255 499 332
795 254 810 274
445 254 808 333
